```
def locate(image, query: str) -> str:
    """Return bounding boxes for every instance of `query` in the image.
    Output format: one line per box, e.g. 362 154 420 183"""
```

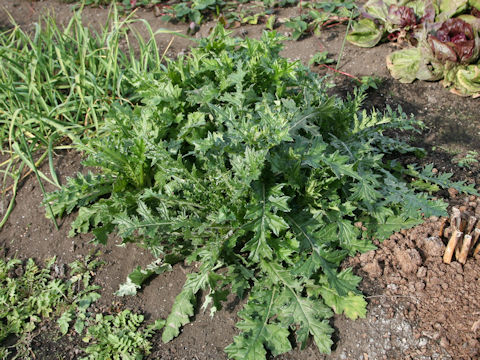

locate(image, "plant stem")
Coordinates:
19 134 58 230
335 8 354 71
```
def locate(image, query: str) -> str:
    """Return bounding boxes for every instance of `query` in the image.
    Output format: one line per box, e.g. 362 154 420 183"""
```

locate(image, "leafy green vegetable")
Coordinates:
429 18 480 64
347 17 385 47
46 24 476 359
347 0 435 47
436 0 469 21
386 47 444 83
386 17 480 96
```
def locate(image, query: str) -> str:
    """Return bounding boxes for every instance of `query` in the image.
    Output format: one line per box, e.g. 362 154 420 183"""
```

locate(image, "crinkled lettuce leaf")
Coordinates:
388 5 418 27
470 0 480 10
361 0 390 22
386 48 423 82
457 14 480 30
410 0 436 22
443 64 480 96
436 0 469 21
347 18 384 47
386 47 444 83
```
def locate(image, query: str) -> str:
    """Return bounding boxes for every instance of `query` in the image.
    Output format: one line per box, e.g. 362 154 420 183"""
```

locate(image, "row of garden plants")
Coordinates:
347 0 480 97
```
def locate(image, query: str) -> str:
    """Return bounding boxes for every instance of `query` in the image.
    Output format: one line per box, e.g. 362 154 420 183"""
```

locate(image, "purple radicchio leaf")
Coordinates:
428 18 479 64
388 5 418 28
420 1 436 24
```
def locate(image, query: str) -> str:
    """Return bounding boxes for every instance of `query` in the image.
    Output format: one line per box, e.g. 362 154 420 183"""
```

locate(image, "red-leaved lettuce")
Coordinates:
347 0 435 47
428 18 480 63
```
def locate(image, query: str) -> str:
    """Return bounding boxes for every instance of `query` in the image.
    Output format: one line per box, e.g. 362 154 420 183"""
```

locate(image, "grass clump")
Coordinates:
45 25 476 359
0 7 171 227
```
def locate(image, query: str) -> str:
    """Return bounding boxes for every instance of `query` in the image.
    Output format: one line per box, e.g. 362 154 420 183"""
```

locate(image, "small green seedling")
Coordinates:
455 151 479 169
358 75 383 90
309 51 335 66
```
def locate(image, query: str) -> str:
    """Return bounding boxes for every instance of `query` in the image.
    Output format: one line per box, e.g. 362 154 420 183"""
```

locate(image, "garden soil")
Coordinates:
1 1 480 359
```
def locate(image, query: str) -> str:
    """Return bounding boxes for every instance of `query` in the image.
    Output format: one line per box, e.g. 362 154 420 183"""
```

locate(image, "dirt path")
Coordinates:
0 1 479 359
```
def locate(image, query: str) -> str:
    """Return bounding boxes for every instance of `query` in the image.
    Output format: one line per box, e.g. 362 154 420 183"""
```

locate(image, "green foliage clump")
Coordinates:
45 25 477 359
0 254 163 359
455 150 479 169
0 258 65 359
57 255 103 336
81 310 165 360
0 8 169 228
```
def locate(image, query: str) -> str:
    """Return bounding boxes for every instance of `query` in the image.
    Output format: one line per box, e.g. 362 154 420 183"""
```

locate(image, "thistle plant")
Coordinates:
45 25 477 359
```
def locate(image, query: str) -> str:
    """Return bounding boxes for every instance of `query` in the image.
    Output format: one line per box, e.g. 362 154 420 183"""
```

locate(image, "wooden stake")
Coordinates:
467 216 478 234
457 234 472 264
471 228 480 255
451 207 461 228
474 240 480 257
452 210 465 260
471 228 480 248
438 217 448 238
444 230 463 264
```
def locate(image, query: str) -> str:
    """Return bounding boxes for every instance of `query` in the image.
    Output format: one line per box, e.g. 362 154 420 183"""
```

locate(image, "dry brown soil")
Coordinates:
1 1 480 359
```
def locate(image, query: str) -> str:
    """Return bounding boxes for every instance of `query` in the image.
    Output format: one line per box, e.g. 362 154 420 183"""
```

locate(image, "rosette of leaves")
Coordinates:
429 17 480 63
45 25 477 359
347 0 435 47
443 62 480 95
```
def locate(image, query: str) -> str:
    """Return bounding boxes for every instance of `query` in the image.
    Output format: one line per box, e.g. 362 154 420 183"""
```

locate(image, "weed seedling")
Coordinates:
455 151 479 169
309 50 335 66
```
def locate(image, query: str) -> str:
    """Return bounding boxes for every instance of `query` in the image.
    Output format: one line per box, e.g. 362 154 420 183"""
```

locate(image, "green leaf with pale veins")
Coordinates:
319 286 367 320
162 288 195 343
163 268 212 342
225 288 291 360
319 258 363 297
243 183 291 262
261 261 334 352
373 215 423 240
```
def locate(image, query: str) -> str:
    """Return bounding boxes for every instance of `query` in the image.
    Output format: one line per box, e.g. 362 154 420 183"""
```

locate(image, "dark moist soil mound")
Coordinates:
345 194 480 360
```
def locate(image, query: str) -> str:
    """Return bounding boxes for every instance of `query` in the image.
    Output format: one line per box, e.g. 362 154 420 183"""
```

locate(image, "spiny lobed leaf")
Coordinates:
46 24 477 359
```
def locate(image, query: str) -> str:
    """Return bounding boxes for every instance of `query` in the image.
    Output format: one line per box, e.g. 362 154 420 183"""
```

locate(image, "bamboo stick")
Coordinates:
466 216 478 234
457 234 472 264
474 240 480 257
471 228 480 253
472 229 480 256
444 230 463 264
438 217 448 238
455 216 470 259
451 207 461 227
